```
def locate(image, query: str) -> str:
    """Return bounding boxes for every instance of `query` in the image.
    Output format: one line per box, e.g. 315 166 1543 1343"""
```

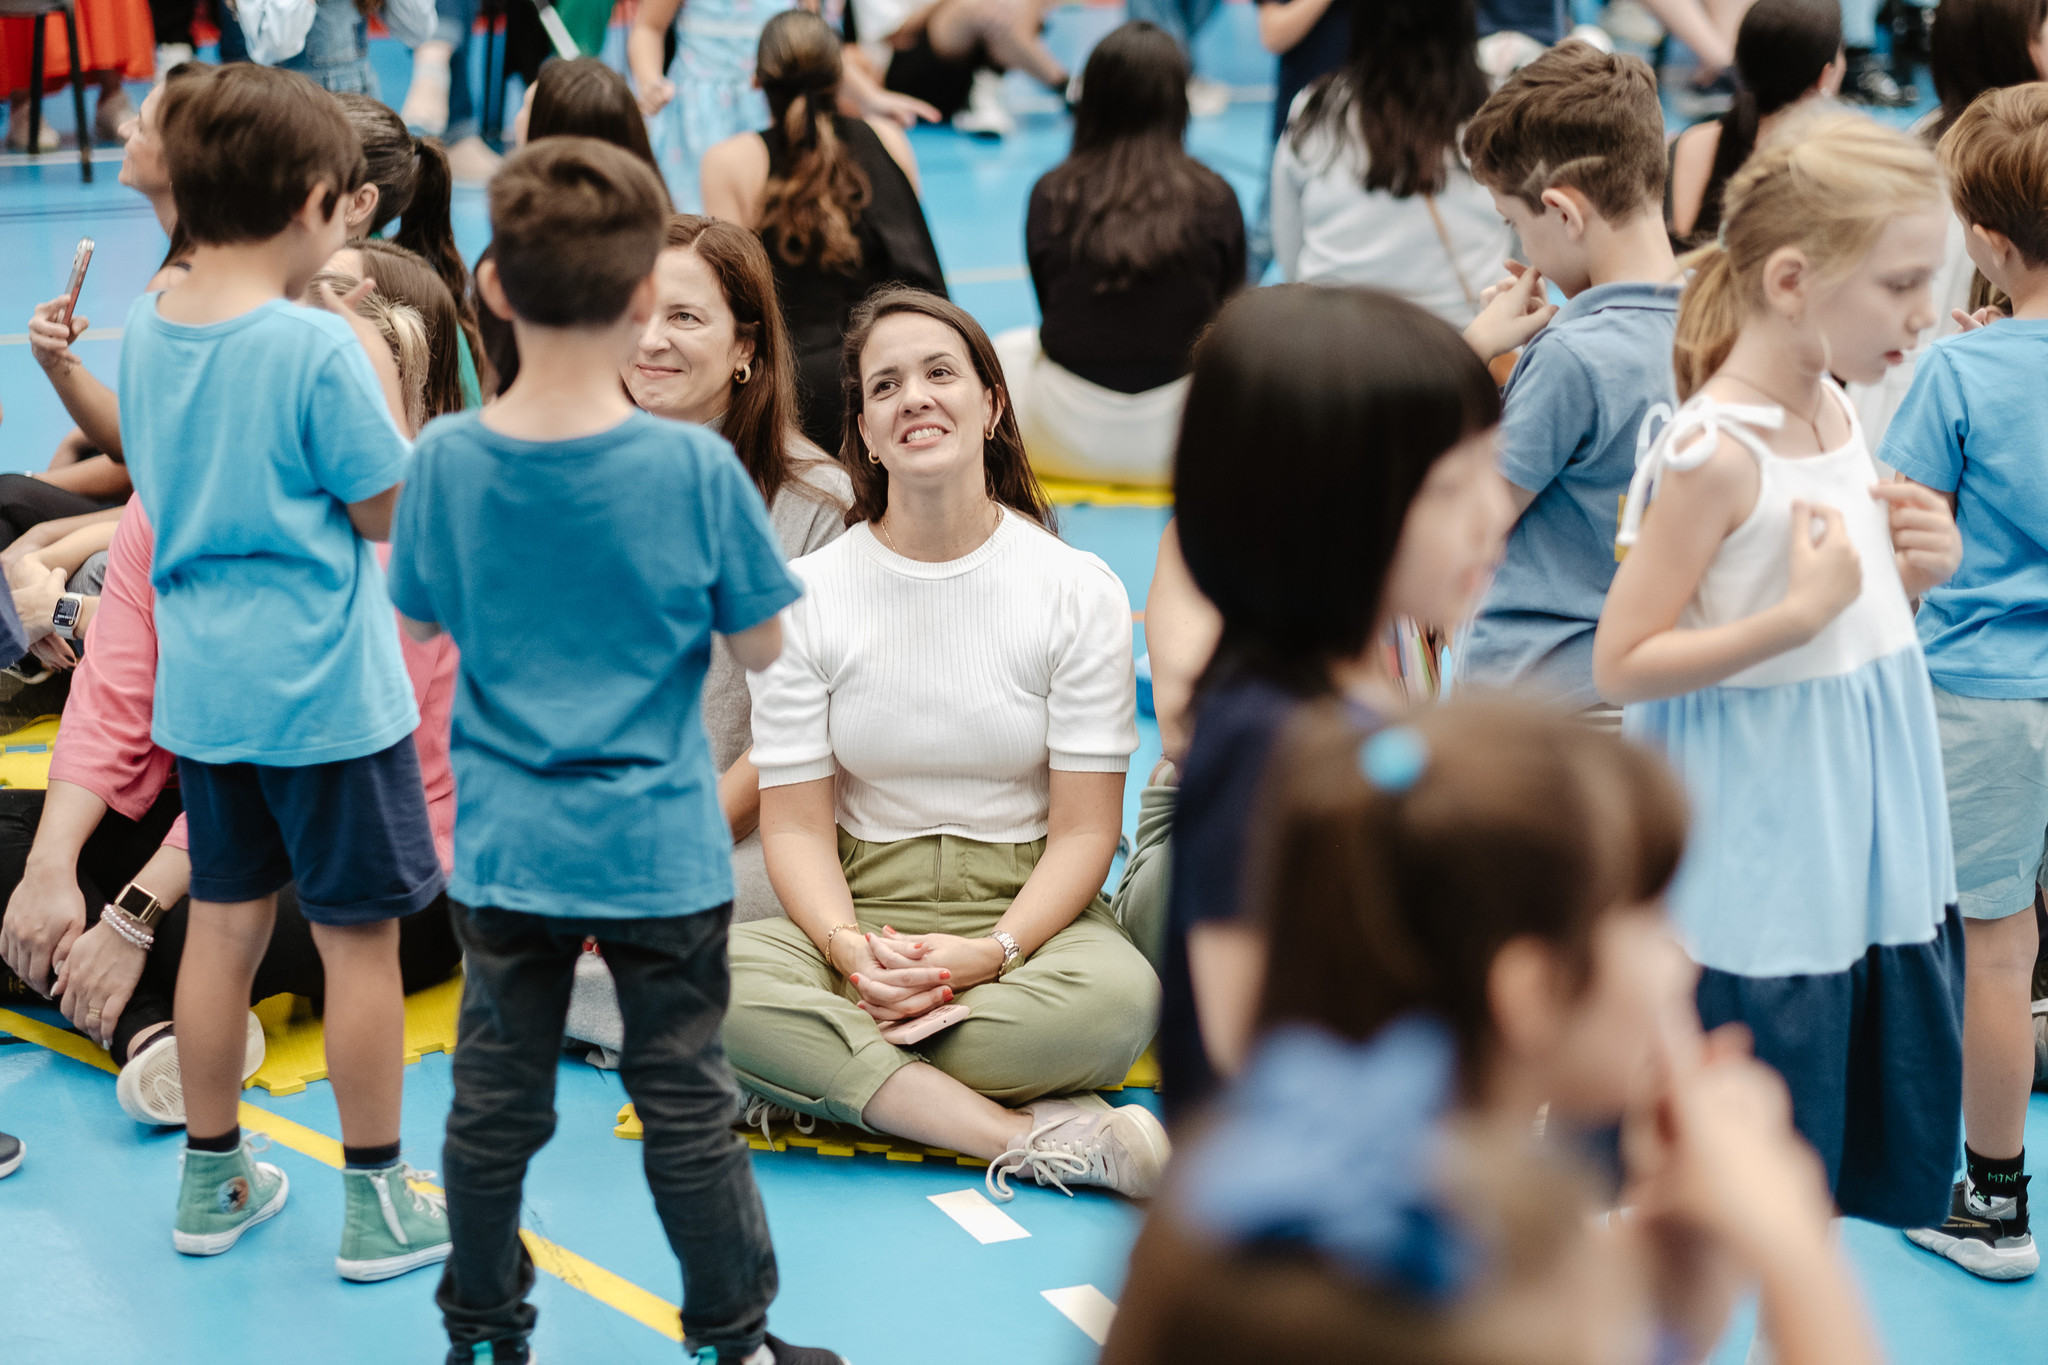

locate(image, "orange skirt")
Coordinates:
0 0 155 95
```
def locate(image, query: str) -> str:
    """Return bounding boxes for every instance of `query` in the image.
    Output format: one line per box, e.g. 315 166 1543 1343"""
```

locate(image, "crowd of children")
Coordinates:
1 3 2045 1363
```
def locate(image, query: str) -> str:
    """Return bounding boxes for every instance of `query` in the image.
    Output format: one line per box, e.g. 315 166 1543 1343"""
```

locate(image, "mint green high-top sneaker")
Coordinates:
337 1162 452 1282
172 1138 289 1255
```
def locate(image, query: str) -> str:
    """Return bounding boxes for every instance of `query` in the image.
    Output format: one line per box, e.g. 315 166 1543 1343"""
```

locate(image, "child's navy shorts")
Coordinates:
176 737 444 927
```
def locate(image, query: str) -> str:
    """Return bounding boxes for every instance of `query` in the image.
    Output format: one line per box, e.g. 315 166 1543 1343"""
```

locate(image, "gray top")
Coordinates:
704 448 854 773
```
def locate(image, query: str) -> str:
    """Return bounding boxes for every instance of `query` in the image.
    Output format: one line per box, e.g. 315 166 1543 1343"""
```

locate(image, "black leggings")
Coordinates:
0 474 120 551
0 788 461 1064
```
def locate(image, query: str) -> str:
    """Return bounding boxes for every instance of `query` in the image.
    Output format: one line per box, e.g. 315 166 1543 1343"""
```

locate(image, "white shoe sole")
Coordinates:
0 1138 22 1178
172 1164 289 1255
336 1237 453 1283
118 1012 267 1125
1904 1225 2039 1280
1105 1103 1171 1199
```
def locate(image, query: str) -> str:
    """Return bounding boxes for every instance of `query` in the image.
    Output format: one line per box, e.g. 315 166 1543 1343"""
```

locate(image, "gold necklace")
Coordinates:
876 501 1000 557
1722 372 1828 449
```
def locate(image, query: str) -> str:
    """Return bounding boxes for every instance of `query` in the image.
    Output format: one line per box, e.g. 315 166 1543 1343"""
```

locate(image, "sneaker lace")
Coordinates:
741 1096 817 1146
373 1163 447 1242
984 1117 1094 1203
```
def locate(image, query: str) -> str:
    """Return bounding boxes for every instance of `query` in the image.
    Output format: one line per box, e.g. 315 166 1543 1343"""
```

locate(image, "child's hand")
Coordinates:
27 296 88 376
1872 481 1961 598
1782 500 1862 636
636 72 676 116
1951 305 2006 332
314 276 411 435
1462 260 1557 364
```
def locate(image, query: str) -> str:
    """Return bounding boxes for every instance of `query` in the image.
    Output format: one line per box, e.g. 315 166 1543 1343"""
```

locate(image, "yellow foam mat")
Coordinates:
0 715 60 790
613 1045 1161 1163
1036 476 1172 508
244 971 464 1096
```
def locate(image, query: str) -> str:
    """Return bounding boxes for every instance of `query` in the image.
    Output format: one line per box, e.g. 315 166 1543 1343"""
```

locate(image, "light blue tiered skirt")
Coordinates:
1626 645 1965 1227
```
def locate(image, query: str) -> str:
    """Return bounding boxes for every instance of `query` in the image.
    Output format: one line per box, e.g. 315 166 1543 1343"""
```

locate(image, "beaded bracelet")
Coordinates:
102 905 154 951
823 921 862 971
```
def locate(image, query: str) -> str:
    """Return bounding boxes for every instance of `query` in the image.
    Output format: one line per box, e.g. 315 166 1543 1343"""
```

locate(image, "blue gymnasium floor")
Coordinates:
2 9 2045 1363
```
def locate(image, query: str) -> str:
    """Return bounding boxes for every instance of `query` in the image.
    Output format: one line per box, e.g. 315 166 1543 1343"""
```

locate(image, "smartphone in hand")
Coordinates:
56 237 94 326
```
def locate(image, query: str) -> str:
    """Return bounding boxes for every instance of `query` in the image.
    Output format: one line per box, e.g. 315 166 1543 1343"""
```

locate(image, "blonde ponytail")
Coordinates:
1671 111 1941 400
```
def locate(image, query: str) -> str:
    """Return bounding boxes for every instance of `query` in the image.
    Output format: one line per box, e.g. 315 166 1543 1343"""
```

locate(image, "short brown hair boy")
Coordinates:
1939 82 2048 267
159 64 365 247
488 139 669 327
1461 40 1666 223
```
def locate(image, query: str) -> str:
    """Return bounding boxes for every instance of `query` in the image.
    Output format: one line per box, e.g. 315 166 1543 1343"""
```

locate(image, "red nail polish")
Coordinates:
850 973 860 984
942 987 954 1001
940 969 951 979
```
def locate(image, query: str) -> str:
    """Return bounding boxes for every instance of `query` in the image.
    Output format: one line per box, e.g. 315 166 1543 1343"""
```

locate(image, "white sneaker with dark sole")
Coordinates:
1905 1177 2037 1280
117 1010 267 1125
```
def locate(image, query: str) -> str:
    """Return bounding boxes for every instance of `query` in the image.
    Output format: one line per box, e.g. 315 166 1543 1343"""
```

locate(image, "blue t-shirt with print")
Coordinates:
1461 281 1681 708
387 410 803 919
1882 320 2048 699
119 294 418 766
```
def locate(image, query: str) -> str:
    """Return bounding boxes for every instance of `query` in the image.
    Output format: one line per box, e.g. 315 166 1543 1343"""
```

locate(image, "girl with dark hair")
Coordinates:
623 214 852 920
996 20 1244 487
1118 284 1512 1120
724 287 1162 1198
701 9 946 449
1665 0 1843 249
236 0 435 94
516 55 671 202
1271 0 1511 325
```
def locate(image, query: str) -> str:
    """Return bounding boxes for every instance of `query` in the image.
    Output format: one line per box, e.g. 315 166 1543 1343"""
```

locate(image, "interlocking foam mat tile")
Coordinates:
1037 477 1171 508
0 714 60 789
613 1046 1161 1164
245 971 464 1095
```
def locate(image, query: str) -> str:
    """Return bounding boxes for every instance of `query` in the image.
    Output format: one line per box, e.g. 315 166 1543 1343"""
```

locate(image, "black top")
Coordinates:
1664 115 1746 252
1256 0 1353 143
1025 172 1245 395
760 115 948 451
1158 674 1379 1123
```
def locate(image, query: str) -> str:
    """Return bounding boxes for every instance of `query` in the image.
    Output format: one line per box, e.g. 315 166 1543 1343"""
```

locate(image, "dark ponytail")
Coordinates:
757 9 872 273
394 135 493 399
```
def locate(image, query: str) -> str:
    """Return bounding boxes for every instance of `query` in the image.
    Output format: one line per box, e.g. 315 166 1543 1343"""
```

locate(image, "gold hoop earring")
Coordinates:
733 361 752 385
984 422 997 441
866 445 881 465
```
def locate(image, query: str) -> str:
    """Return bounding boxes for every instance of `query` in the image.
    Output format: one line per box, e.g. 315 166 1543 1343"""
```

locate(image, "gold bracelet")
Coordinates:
823 922 863 971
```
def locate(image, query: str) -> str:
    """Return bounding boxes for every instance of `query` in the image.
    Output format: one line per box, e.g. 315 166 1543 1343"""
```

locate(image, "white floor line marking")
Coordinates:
1041 1285 1117 1345
927 1188 1031 1244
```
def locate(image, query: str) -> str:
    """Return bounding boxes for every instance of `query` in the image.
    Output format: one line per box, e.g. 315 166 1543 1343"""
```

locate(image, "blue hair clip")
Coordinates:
1178 1016 1476 1300
1360 727 1429 794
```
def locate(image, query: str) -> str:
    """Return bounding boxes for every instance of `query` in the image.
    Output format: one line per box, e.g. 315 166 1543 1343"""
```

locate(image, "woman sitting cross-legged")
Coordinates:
724 287 1167 1200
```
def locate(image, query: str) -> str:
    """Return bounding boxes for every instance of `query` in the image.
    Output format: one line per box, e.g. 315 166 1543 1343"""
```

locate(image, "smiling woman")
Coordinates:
721 287 1168 1201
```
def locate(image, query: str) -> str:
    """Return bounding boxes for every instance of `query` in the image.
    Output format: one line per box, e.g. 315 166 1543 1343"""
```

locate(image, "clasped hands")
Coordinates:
831 925 1006 1024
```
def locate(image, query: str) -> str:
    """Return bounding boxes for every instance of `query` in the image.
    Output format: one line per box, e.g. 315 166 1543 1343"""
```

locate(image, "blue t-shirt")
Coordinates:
387 410 803 919
119 294 418 766
1882 320 2048 698
1461 281 1681 707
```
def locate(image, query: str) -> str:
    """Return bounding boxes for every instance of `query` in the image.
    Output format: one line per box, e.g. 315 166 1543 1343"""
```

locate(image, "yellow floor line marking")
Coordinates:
0 1007 685 1343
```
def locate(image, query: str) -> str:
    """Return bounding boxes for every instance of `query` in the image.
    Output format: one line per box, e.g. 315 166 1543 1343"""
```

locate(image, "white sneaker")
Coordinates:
154 43 195 82
117 1011 267 1126
1599 0 1665 47
1186 76 1231 118
952 68 1015 139
740 1095 818 1145
445 135 503 184
6 115 58 153
985 1093 1170 1201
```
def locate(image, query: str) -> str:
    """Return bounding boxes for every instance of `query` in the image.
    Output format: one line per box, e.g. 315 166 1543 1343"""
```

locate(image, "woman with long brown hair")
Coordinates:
723 287 1165 1200
701 9 946 449
624 214 852 921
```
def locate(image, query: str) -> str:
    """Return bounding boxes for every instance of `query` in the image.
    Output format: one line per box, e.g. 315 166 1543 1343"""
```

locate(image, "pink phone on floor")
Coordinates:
878 1003 970 1046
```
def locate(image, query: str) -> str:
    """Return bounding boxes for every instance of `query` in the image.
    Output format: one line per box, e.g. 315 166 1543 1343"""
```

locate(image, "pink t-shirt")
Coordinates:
47 496 458 871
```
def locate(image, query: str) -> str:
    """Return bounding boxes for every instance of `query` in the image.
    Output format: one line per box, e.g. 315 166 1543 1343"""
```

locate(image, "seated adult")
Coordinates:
18 69 207 554
701 10 947 450
723 287 1165 1200
623 214 853 922
1270 0 1511 327
1666 0 1843 249
848 0 1070 135
0 516 461 1124
999 21 1243 487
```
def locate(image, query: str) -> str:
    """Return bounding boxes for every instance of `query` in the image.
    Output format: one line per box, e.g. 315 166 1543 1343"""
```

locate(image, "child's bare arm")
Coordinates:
723 614 783 673
347 484 401 543
1258 0 1335 55
1594 440 1856 703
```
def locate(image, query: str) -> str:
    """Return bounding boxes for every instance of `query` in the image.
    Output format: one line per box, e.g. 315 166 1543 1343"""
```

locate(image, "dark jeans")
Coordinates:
0 788 462 1063
437 900 777 1360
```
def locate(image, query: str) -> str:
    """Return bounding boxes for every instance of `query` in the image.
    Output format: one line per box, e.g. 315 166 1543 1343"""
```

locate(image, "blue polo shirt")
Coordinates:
1461 281 1682 707
387 410 803 919
1882 320 2048 698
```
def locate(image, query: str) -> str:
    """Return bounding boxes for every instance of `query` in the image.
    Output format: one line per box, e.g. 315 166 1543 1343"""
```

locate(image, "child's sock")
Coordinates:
187 1127 241 1154
1968 1146 2027 1210
344 1141 402 1170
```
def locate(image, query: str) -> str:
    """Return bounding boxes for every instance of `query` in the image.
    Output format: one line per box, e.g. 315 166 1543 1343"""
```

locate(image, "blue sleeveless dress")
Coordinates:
649 0 795 212
1620 385 1964 1228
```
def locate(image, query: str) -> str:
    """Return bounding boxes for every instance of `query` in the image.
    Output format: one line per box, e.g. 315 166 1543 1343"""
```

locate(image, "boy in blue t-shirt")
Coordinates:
1456 41 1682 713
118 65 450 1280
387 140 840 1365
1884 86 2048 1283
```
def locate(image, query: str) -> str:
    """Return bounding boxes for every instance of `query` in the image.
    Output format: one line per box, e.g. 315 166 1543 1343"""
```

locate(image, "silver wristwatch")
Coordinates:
51 592 83 641
987 929 1022 977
